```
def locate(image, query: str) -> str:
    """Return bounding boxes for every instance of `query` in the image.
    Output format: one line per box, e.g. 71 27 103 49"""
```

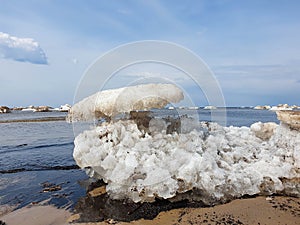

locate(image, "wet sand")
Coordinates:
0 204 71 225
1 196 299 225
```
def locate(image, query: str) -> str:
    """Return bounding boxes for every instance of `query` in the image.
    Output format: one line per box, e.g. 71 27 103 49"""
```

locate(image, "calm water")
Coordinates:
0 112 87 209
152 107 279 127
0 109 278 208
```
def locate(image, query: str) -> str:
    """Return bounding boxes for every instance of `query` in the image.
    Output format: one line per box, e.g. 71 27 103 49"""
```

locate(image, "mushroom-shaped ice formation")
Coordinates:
67 83 184 122
70 84 300 205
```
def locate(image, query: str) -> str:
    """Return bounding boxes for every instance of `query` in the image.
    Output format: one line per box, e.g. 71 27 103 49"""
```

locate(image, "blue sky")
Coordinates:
0 0 299 107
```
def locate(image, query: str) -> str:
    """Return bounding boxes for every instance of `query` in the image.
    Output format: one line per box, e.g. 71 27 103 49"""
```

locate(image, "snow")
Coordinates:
59 104 71 112
269 104 294 111
21 108 37 112
73 118 300 204
250 122 278 141
270 106 292 111
67 83 184 122
204 105 217 110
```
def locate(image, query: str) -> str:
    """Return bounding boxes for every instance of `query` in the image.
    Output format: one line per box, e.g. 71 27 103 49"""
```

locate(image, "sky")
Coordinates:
0 0 300 107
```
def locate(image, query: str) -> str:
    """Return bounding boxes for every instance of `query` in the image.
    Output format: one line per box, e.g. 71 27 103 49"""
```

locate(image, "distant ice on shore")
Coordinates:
8 104 71 112
254 104 300 111
69 84 300 204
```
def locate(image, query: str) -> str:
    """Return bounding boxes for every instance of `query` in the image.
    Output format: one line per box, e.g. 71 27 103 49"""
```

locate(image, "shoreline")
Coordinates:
1 195 299 225
0 116 66 123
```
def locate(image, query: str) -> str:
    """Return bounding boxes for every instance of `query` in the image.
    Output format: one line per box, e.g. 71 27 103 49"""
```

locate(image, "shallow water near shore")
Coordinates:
0 109 279 210
0 111 87 209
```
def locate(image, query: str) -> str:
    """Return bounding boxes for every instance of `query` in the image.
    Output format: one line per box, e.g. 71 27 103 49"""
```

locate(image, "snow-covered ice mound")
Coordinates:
69 83 299 205
73 117 300 204
67 83 183 122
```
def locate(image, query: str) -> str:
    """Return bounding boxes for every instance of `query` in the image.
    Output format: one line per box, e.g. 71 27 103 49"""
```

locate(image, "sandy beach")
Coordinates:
1 196 299 225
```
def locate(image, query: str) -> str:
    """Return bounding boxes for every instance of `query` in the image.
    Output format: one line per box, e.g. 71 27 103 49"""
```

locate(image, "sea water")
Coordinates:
0 112 87 209
0 109 278 208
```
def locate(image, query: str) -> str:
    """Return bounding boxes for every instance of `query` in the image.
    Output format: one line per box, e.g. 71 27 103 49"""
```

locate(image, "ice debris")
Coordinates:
276 110 300 131
73 117 300 204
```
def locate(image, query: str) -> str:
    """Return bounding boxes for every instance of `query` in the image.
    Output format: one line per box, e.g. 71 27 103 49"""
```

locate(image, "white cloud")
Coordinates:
0 32 47 64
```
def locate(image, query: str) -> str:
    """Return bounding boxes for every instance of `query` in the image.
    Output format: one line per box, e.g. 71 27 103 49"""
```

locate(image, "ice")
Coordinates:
250 122 277 141
276 110 300 130
73 118 300 203
149 118 167 134
70 84 299 204
67 83 184 122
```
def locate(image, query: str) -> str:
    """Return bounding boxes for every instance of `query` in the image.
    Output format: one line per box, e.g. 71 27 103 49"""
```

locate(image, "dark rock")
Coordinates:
0 106 10 113
12 107 24 111
129 111 152 133
129 110 183 135
40 182 62 192
36 106 50 112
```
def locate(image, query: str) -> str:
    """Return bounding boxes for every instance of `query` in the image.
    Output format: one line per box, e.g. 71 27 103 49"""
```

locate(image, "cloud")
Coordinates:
0 32 47 64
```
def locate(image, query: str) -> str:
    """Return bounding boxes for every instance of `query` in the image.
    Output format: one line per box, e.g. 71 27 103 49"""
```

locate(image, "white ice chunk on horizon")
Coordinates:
73 118 300 204
67 83 184 122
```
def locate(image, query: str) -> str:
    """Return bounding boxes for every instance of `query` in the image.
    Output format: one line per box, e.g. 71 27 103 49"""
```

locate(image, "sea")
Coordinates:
0 108 279 209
